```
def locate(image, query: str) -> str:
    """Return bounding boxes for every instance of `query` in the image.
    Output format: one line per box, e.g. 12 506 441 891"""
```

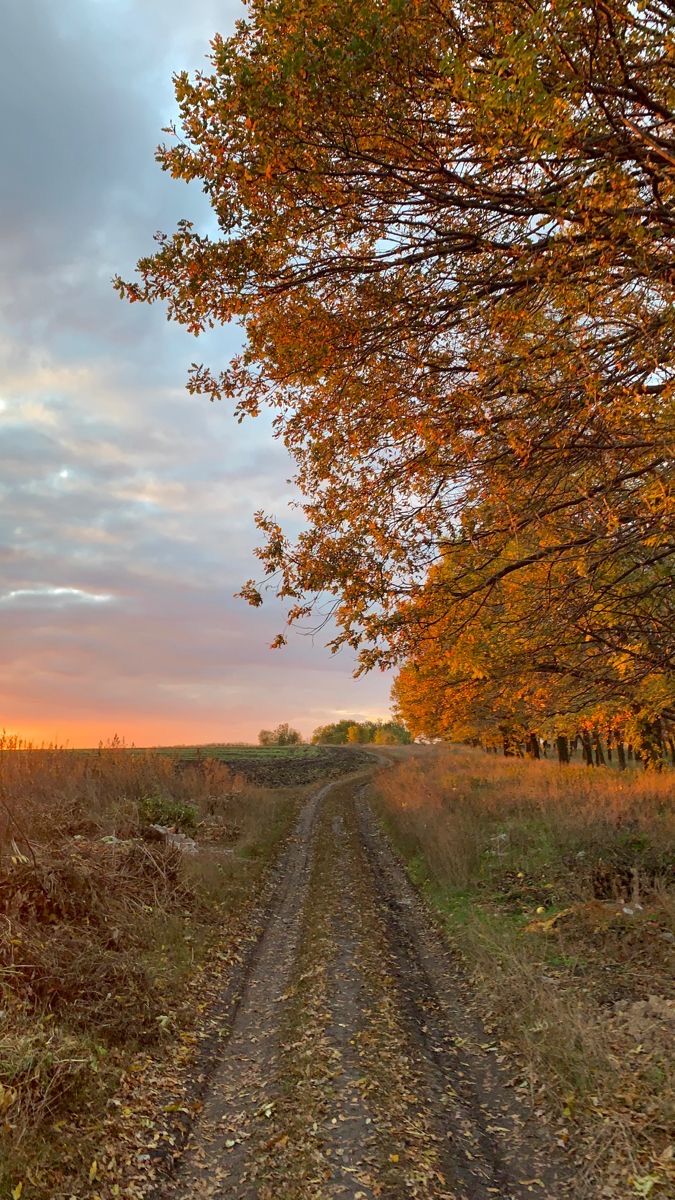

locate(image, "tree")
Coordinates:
392 533 672 764
118 0 674 741
258 723 302 747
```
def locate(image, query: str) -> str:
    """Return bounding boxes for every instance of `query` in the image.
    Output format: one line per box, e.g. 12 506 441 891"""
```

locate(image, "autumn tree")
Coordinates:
258 723 302 746
118 0 674 742
392 531 672 764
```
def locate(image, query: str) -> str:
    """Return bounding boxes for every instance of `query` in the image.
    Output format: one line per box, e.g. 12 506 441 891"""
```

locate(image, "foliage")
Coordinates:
118 0 674 749
138 791 198 831
392 541 675 764
258 723 302 746
311 719 411 745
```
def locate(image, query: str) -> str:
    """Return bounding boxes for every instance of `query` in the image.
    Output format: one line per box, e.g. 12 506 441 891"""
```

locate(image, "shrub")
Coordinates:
138 792 198 832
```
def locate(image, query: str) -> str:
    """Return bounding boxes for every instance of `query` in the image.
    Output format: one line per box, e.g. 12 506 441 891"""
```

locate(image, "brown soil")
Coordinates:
141 772 575 1199
183 747 373 789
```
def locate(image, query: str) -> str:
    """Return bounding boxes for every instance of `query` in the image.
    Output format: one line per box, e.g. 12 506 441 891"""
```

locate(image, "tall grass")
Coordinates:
374 746 674 1193
0 738 300 1193
376 746 674 897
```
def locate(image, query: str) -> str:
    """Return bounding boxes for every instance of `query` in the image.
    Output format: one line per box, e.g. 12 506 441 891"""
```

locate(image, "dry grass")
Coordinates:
376 746 673 892
374 746 675 1196
0 736 300 1194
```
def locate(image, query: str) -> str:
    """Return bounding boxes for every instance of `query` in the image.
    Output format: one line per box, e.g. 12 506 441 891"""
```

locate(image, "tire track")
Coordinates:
163 783 328 1199
156 772 572 1200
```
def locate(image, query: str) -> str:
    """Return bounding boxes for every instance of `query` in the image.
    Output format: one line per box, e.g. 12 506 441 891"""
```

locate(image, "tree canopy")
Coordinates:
118 0 674 762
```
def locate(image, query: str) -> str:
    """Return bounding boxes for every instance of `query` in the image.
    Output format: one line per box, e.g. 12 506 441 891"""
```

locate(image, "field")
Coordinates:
149 743 370 787
0 740 672 1199
152 743 323 759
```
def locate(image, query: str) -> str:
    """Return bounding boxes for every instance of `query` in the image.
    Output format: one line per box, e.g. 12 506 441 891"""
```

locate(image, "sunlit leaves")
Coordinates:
118 0 674 745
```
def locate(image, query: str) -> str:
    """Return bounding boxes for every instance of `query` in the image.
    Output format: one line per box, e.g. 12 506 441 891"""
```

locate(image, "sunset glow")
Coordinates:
0 0 391 745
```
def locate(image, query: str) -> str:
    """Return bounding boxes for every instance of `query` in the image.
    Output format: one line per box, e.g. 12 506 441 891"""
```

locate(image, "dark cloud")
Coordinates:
0 0 392 743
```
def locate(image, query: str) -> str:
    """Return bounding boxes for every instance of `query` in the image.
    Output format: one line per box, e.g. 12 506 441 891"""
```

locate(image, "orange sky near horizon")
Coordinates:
4 718 304 749
5 718 261 749
4 680 394 748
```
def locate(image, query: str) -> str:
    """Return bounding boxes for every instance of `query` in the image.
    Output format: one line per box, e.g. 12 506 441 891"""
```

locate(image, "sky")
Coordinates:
0 0 392 747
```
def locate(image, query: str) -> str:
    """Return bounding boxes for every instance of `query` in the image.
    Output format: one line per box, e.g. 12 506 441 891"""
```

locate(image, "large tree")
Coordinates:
118 0 674 701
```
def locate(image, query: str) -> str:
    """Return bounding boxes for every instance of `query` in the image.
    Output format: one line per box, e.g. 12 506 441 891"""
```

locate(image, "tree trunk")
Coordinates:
581 731 594 767
637 718 664 771
617 740 626 770
503 738 513 757
668 737 675 766
606 730 613 763
528 733 540 759
556 735 570 764
627 743 634 762
593 733 606 766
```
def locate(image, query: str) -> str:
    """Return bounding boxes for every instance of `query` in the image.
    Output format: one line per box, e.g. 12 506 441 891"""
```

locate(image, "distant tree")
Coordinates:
373 727 398 746
311 719 411 746
258 723 302 747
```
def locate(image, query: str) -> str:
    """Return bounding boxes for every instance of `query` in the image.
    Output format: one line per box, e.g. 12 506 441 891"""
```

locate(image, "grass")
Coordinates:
373 746 674 1197
150 743 323 761
0 737 302 1197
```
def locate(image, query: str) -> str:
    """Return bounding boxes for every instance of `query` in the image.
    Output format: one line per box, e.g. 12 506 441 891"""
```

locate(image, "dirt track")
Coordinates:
160 773 571 1199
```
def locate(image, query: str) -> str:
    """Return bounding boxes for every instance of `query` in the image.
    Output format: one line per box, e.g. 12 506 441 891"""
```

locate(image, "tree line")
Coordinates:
311 720 411 746
258 720 411 746
119 0 674 767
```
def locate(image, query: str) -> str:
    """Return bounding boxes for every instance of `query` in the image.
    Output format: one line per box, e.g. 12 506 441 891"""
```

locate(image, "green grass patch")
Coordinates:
152 743 323 761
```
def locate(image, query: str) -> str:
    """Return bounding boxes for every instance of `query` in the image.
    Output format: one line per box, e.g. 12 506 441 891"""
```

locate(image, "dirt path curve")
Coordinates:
160 773 571 1199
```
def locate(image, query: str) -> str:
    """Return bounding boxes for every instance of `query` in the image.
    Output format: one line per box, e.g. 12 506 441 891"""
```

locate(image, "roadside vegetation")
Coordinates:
373 745 674 1197
0 735 302 1198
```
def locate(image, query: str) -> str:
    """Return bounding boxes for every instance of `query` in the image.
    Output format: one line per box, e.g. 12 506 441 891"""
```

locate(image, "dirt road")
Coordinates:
160 773 570 1199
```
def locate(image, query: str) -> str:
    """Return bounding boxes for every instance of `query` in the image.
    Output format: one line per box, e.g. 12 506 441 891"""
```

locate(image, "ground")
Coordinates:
3 745 671 1199
168 744 375 788
123 763 572 1200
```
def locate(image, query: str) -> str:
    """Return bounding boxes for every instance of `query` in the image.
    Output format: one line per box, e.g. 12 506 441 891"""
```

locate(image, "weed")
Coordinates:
138 791 198 831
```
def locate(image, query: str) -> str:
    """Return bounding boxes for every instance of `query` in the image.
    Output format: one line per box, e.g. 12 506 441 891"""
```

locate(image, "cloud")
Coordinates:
0 587 113 607
0 0 393 745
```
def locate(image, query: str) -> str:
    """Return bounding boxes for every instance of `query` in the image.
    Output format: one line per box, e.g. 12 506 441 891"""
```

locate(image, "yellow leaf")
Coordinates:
632 1176 660 1197
12 1184 23 1200
389 1153 400 1163
89 1160 98 1182
525 907 575 934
